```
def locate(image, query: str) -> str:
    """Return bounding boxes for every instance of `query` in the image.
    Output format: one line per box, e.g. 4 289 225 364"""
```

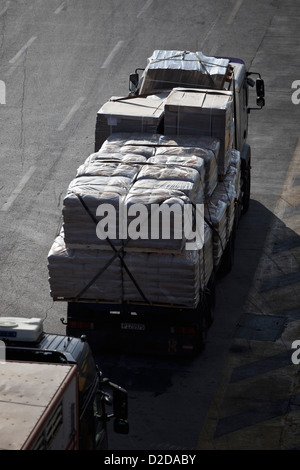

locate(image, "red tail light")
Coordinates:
69 321 94 330
174 327 197 335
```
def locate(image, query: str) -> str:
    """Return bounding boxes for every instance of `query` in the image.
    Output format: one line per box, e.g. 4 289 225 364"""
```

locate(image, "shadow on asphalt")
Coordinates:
90 198 299 395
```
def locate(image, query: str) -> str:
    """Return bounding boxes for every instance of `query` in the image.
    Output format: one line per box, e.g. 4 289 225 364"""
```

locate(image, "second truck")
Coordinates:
0 317 128 449
47 50 265 355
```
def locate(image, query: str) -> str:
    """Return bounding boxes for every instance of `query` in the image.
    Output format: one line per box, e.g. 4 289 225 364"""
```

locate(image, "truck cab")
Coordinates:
0 317 129 450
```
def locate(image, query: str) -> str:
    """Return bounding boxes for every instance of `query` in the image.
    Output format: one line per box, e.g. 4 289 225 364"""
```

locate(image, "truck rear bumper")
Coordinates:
66 301 208 356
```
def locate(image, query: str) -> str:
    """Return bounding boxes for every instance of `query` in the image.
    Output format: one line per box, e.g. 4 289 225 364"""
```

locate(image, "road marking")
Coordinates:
1 166 36 212
57 96 85 131
101 41 124 69
9 36 37 64
227 0 243 25
54 1 67 14
0 1 10 18
137 0 153 18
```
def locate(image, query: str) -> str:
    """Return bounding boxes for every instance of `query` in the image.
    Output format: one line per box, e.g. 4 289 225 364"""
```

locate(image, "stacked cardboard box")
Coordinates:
164 88 233 177
95 95 165 151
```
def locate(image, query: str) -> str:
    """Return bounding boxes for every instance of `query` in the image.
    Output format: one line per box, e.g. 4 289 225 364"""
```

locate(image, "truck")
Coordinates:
0 317 128 450
47 50 265 356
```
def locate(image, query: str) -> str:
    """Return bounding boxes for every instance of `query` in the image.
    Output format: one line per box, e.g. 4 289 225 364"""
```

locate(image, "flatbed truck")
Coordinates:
49 50 265 356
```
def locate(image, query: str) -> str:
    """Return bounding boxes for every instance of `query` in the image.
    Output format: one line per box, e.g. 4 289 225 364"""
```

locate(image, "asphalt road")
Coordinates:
0 0 299 451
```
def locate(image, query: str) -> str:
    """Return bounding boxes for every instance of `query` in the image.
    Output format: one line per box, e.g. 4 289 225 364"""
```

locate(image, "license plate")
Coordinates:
121 322 145 331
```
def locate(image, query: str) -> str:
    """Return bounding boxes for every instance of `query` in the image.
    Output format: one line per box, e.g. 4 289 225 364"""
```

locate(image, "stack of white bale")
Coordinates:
48 133 223 307
47 230 123 302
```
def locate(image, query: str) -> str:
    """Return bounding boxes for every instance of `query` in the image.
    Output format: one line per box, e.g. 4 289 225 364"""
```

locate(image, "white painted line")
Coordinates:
1 166 36 212
227 0 243 25
9 36 37 64
137 0 153 18
54 1 67 14
57 96 85 131
0 1 10 18
101 41 124 69
5 63 18 78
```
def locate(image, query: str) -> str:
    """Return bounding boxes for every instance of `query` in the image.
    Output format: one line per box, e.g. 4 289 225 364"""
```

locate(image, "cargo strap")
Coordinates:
204 214 225 253
194 52 215 88
71 192 150 304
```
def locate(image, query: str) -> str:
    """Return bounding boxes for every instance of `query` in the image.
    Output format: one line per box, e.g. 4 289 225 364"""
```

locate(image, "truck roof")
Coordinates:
0 361 76 450
1 318 99 414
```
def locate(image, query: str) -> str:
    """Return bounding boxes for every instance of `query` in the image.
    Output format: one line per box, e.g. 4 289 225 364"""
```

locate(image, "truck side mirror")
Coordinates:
129 73 139 93
256 77 265 99
256 78 265 108
247 72 265 112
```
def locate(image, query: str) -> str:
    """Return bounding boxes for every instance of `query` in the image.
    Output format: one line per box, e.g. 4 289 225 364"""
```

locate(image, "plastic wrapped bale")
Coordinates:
158 134 220 198
47 231 122 301
164 88 233 177
76 152 147 179
211 169 237 240
139 50 230 94
199 223 214 289
205 199 228 266
123 249 201 308
100 132 160 155
136 153 205 203
124 186 190 252
62 174 131 249
228 149 241 193
155 144 217 199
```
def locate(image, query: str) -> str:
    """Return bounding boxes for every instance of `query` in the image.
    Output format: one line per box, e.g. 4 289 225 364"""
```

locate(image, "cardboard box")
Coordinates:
95 95 165 151
164 88 233 176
